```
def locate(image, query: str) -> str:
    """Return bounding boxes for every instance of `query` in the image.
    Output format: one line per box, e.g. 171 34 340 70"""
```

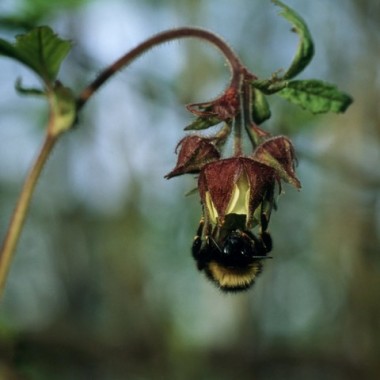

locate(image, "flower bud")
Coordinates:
198 157 275 227
253 136 301 189
187 87 239 121
165 135 220 179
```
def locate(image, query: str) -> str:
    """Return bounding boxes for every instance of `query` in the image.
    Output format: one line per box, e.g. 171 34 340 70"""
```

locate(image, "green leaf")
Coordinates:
278 80 353 114
184 115 221 131
0 26 72 85
251 88 271 124
273 0 314 79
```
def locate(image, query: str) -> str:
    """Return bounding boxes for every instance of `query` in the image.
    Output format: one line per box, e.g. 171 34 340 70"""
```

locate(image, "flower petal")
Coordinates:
226 173 250 216
205 191 219 224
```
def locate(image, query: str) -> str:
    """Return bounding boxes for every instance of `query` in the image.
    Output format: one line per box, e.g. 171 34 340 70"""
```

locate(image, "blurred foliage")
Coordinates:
0 0 379 379
0 0 89 30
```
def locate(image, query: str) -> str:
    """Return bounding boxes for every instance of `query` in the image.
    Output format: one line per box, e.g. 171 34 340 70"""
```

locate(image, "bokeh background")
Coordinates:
0 0 379 379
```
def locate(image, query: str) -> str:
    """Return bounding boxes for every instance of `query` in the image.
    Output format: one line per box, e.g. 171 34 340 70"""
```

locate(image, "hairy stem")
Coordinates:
0 134 57 298
77 27 244 110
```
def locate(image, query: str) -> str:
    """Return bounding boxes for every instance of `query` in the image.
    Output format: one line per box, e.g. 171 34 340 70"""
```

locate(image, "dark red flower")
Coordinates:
198 157 275 228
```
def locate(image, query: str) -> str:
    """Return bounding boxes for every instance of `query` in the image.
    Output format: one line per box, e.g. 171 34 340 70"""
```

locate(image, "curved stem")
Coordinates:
77 27 244 110
0 134 57 298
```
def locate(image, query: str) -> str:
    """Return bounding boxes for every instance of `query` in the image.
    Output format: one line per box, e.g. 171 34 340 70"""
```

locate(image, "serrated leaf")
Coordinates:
273 0 314 79
0 26 72 85
252 88 271 124
278 80 353 114
184 115 221 131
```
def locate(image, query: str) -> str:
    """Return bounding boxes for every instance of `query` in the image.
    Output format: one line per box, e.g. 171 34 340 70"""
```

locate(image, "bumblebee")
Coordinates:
191 214 272 292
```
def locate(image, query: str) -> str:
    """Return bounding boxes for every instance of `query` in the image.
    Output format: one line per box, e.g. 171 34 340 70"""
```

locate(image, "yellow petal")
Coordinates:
205 191 218 224
226 173 249 216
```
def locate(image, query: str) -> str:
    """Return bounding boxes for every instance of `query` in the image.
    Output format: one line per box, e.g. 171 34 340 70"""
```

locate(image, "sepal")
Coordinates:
165 135 220 179
253 136 301 189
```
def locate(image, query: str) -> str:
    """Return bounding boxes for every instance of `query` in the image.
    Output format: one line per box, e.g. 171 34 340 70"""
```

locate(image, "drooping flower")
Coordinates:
164 68 302 292
198 156 276 228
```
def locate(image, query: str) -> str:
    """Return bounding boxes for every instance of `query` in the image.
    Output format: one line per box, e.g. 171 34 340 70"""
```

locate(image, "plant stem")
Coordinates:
233 74 246 156
77 27 244 110
233 115 243 156
0 134 57 298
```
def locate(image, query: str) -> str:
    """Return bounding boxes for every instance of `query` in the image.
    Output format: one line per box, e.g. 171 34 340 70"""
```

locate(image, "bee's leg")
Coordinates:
260 231 272 253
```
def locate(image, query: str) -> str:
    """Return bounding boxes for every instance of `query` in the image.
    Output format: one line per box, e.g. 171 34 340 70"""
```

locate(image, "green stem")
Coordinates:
77 27 244 110
0 134 57 298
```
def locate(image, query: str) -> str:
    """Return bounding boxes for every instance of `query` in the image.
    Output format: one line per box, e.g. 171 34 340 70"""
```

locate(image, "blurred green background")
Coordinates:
0 0 379 379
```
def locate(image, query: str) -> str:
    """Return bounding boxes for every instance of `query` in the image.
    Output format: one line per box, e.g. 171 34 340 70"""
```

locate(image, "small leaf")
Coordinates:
184 115 221 131
49 82 76 136
272 0 314 79
15 78 45 96
0 26 72 85
278 80 353 114
251 88 271 124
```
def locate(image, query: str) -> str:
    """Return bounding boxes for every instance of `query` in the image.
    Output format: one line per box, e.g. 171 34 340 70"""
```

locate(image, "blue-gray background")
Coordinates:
0 0 379 379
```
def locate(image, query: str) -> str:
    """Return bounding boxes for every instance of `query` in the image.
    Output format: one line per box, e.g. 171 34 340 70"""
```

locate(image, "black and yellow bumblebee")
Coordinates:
191 212 272 292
